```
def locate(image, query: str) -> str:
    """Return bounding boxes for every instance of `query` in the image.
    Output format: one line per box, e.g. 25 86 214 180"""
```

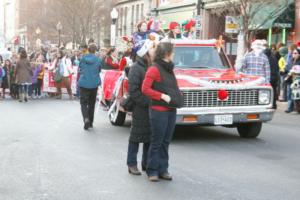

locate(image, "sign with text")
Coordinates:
225 16 239 34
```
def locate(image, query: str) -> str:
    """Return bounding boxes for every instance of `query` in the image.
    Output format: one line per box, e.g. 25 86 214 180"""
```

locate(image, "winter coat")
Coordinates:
264 49 280 85
78 54 102 89
15 58 32 84
128 56 151 143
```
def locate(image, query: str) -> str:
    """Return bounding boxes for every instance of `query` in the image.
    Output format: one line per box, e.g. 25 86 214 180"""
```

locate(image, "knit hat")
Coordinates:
137 39 154 57
251 40 266 51
279 46 288 56
184 19 196 30
169 22 179 30
147 19 154 30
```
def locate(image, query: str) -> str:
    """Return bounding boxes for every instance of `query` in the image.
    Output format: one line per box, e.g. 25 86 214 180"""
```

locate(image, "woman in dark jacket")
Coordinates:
126 39 155 175
142 42 183 182
15 50 32 102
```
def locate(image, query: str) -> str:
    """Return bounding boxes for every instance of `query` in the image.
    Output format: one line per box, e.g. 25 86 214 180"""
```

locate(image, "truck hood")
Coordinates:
174 69 268 89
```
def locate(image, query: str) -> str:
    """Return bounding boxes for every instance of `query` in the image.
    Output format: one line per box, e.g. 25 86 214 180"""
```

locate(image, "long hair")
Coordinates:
20 50 27 59
154 42 174 62
106 47 116 57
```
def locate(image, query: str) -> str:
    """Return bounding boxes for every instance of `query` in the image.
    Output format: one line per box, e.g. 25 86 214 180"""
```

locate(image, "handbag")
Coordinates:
120 94 134 112
53 69 62 82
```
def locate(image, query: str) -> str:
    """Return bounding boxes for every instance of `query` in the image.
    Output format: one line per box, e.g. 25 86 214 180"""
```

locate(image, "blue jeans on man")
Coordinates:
147 109 177 176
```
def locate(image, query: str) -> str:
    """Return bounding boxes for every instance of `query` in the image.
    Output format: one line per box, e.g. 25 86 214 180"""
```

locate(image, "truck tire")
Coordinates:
237 122 262 138
109 99 126 126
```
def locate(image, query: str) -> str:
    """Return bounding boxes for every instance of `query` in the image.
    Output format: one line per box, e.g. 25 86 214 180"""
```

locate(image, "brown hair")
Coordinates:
88 43 97 54
154 42 174 62
20 50 27 59
106 47 116 56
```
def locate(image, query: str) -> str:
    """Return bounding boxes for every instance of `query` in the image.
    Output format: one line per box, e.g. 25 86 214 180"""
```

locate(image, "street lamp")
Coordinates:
110 8 118 47
56 21 63 47
35 27 42 49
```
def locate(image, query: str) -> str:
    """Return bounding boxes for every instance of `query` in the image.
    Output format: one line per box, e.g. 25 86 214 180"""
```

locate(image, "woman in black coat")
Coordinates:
126 39 156 175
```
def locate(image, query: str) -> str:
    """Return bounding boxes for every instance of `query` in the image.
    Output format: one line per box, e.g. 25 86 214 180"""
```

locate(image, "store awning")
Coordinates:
248 0 294 30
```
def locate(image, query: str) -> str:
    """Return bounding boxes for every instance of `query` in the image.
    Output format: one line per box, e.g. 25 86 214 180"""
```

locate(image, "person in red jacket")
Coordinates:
104 48 119 70
142 42 183 182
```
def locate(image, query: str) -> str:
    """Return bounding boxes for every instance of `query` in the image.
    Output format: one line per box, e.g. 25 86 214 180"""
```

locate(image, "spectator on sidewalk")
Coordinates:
0 59 10 99
15 50 32 103
285 46 300 113
264 48 280 109
278 46 289 101
51 50 73 100
241 40 271 83
103 48 119 70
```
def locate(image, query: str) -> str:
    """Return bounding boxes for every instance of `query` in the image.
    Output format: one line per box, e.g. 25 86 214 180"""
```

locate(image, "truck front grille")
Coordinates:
182 89 259 107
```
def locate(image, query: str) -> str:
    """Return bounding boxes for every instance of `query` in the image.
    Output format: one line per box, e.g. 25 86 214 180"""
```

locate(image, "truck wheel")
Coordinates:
109 99 126 126
237 122 262 138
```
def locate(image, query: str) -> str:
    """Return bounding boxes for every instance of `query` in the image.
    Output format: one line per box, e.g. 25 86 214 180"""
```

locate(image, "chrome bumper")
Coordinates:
176 106 275 125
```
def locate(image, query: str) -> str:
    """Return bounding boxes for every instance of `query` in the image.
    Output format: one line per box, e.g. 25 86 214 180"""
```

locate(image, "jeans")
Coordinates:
80 87 98 125
19 84 29 100
287 84 294 112
28 83 37 96
127 142 150 167
147 109 177 176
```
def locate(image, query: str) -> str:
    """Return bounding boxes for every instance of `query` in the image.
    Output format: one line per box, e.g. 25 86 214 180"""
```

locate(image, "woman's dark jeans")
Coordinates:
127 142 149 168
147 109 177 176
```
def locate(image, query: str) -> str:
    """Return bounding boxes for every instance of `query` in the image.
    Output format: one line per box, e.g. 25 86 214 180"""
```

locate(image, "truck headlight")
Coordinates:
258 90 271 105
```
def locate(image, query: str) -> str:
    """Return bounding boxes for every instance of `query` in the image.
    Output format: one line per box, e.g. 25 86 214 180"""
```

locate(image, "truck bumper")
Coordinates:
176 107 275 125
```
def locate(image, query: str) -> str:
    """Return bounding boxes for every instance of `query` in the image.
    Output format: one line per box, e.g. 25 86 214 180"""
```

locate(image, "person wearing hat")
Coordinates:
241 40 271 84
126 39 156 175
182 19 196 39
167 22 182 39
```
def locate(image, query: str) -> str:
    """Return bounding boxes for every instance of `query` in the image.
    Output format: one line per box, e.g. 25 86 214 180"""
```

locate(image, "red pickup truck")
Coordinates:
105 39 274 138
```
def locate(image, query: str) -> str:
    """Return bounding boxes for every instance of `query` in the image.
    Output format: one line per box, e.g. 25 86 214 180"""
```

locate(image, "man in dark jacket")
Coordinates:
78 43 102 130
264 48 280 109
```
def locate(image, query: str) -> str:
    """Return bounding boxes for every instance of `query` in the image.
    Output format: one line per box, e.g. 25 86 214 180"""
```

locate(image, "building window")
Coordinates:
124 7 128 35
141 3 144 20
131 5 135 33
136 4 140 24
119 8 123 36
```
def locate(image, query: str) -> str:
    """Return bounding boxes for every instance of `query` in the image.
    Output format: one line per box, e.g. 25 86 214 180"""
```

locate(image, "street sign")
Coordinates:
273 23 292 28
195 15 202 31
225 16 239 34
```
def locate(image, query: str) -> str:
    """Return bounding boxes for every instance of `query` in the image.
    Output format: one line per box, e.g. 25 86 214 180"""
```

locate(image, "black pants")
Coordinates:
36 79 43 96
80 87 98 125
271 82 278 109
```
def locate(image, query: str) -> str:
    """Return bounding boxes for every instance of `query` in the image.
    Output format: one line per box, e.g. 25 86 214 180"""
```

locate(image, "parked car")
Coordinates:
106 39 275 138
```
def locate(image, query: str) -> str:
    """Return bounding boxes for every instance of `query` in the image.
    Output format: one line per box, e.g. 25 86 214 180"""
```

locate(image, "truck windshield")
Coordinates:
173 46 230 69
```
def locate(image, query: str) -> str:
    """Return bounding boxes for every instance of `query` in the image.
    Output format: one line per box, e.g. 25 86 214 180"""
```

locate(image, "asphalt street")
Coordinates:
0 99 299 200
